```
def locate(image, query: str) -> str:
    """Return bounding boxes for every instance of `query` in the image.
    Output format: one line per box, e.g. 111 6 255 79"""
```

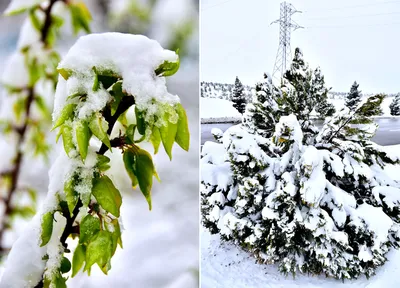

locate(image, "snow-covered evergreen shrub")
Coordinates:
201 51 400 280
390 93 400 116
0 33 189 288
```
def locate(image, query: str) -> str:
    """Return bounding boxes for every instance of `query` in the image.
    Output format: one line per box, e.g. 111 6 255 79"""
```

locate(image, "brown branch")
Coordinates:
0 0 62 255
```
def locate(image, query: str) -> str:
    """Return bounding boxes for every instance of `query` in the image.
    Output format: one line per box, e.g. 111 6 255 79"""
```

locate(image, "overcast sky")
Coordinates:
201 0 400 93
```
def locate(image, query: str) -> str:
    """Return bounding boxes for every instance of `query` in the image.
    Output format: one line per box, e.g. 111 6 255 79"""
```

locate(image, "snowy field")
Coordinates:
201 230 400 288
201 96 399 123
200 98 242 123
201 145 400 288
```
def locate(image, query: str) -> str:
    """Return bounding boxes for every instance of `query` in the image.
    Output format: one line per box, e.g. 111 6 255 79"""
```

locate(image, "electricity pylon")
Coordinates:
271 2 303 81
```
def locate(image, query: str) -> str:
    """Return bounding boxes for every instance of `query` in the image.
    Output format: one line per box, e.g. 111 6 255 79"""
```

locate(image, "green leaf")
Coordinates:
175 103 190 151
110 219 123 252
125 124 136 144
27 58 41 86
64 178 77 216
58 68 72 80
136 148 160 210
155 58 180 77
97 154 111 172
10 206 35 218
75 120 90 162
109 81 124 116
40 212 54 247
61 124 74 155
92 75 99 91
84 230 113 274
89 113 111 149
99 74 120 90
29 10 42 31
4 3 40 16
72 244 86 277
80 214 101 244
123 150 138 188
13 97 26 121
92 175 122 217
159 113 178 160
35 96 50 120
60 257 71 274
70 1 92 34
52 104 76 130
135 107 146 135
150 126 161 154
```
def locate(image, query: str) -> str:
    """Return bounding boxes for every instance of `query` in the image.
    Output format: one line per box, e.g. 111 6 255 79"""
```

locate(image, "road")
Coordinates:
201 118 400 146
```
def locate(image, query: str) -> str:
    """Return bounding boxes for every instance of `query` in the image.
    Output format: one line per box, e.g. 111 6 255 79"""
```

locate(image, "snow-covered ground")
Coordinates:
201 230 400 288
201 96 399 123
200 98 241 123
201 144 400 288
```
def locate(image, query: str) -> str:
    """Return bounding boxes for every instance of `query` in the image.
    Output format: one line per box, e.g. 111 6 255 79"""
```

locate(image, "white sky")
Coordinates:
201 0 400 93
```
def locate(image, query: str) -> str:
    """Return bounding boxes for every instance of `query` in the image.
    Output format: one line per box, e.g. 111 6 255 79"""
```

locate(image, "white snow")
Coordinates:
200 98 242 123
1 52 29 88
56 33 180 136
201 162 233 192
0 215 46 288
201 229 400 288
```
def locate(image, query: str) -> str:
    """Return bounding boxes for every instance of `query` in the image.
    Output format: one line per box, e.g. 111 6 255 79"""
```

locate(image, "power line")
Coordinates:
306 10 400 21
303 0 400 13
305 20 400 29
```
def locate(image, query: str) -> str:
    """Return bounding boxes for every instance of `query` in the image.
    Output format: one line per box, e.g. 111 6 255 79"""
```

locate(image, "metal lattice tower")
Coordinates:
271 2 303 81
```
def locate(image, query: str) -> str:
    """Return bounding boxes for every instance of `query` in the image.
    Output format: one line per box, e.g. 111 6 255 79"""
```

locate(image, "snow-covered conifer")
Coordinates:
389 93 400 116
312 67 336 117
282 48 318 144
242 73 282 138
232 76 246 114
345 81 362 111
201 59 400 280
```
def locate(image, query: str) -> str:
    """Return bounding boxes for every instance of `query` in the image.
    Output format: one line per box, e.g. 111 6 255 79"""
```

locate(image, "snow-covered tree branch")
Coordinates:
0 32 189 288
0 0 91 257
